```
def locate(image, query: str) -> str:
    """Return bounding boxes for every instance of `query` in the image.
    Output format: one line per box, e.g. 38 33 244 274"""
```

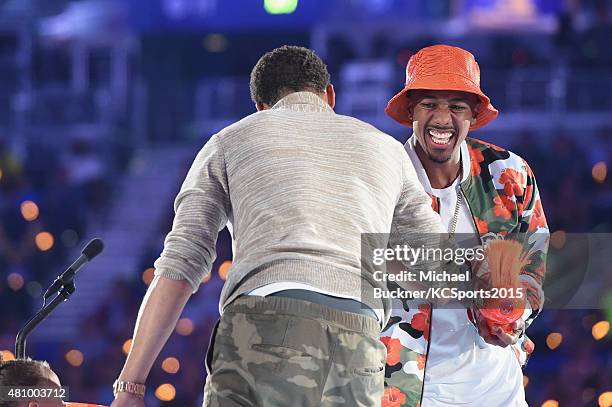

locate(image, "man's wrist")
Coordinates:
113 379 146 398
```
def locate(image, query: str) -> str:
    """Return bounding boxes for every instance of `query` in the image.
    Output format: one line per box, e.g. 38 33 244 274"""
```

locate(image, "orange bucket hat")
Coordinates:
385 44 498 131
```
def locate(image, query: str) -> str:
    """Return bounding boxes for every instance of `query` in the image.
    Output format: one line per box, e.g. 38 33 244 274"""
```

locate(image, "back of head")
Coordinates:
0 358 62 407
250 45 330 107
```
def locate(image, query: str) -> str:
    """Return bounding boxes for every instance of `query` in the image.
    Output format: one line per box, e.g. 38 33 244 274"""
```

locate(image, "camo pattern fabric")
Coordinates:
203 295 386 407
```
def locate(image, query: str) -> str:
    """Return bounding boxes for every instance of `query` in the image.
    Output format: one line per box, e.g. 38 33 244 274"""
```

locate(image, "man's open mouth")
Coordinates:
427 128 454 146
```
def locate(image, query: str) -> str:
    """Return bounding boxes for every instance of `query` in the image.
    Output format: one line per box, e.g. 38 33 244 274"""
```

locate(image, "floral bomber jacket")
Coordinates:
381 137 550 407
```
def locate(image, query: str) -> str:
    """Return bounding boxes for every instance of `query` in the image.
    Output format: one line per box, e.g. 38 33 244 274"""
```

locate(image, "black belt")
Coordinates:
268 289 378 321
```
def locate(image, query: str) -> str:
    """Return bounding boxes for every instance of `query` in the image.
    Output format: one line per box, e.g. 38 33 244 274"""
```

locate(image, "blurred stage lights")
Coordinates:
161 357 180 374
122 339 133 355
549 230 566 249
203 34 228 53
582 388 596 404
7 273 25 291
522 375 529 387
175 318 194 336
65 349 84 367
142 268 155 285
545 332 562 350
599 392 612 407
218 260 232 281
0 350 15 361
35 231 54 251
155 383 176 402
264 0 298 14
61 229 79 248
26 281 42 298
592 161 607 184
20 200 39 221
592 321 610 340
541 401 558 407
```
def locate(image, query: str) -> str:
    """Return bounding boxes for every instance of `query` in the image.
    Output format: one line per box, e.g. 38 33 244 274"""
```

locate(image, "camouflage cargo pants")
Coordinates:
203 295 386 406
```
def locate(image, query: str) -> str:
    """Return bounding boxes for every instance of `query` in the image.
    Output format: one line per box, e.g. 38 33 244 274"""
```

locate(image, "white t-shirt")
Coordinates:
406 136 527 407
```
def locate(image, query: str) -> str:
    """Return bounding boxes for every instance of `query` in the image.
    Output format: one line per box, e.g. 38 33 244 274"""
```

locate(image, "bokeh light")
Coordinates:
175 318 194 336
20 200 39 221
546 332 563 350
26 281 42 298
161 357 180 374
0 350 15 361
7 273 24 291
218 260 232 281
65 349 84 367
155 384 176 402
541 401 559 407
592 321 610 340
142 268 155 285
599 392 612 407
264 0 298 14
203 34 227 53
550 230 566 249
592 161 607 183
61 229 79 248
122 339 133 355
523 375 529 387
35 231 54 251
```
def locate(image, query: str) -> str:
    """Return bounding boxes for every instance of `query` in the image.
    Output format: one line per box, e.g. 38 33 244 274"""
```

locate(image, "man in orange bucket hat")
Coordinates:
380 45 549 406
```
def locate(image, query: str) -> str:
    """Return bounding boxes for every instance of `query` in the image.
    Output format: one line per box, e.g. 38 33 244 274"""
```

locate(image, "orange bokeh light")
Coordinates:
175 318 194 336
65 349 84 367
546 333 563 350
20 201 40 221
35 232 54 251
218 260 232 280
154 384 176 401
161 357 180 374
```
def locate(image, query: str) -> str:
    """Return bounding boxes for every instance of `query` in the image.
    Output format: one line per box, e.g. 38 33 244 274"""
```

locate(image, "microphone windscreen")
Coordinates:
82 238 104 260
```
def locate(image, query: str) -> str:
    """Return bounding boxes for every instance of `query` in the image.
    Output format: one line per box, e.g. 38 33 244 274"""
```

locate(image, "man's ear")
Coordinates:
28 401 39 407
325 84 335 109
255 102 271 111
471 102 480 124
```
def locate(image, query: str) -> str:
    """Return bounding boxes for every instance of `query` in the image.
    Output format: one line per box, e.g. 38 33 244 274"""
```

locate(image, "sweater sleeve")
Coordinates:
154 134 231 293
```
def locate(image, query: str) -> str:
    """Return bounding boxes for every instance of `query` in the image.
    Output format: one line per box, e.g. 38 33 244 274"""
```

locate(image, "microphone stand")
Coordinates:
15 282 76 359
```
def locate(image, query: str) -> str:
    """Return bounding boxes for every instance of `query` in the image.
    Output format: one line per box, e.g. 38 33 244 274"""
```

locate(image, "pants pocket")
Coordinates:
205 319 221 375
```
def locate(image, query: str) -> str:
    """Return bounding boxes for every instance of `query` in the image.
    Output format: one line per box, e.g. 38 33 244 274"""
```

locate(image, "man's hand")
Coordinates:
110 392 146 407
476 314 525 347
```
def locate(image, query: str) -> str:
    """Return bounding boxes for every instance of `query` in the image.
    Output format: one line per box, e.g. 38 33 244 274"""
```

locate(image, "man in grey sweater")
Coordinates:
110 46 446 407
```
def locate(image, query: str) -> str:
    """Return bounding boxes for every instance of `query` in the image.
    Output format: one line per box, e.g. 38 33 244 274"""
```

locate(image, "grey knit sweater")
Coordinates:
153 91 445 324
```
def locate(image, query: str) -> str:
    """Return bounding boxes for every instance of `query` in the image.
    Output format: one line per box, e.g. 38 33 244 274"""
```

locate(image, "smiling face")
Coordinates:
409 90 479 164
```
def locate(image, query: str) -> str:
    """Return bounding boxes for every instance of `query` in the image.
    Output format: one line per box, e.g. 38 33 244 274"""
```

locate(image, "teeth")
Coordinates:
428 129 452 145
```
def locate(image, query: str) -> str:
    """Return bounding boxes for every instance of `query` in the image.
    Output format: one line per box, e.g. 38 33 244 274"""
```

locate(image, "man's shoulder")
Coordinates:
335 114 406 149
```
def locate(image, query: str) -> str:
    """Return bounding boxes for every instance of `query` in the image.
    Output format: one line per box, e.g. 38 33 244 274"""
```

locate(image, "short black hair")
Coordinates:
250 45 330 106
0 358 59 407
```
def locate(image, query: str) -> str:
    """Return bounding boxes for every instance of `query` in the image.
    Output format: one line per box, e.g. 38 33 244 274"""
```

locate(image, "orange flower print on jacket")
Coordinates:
474 216 489 234
528 199 546 231
382 386 407 407
499 168 525 198
492 195 514 219
428 193 439 213
410 304 431 341
417 354 426 370
381 336 402 366
468 145 485 176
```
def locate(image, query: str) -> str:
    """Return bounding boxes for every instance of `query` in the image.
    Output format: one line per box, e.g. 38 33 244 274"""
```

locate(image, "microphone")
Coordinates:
43 238 104 300
16 238 104 359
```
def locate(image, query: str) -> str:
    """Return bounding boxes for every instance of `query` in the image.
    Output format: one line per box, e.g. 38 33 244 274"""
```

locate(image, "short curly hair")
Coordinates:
250 45 330 106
